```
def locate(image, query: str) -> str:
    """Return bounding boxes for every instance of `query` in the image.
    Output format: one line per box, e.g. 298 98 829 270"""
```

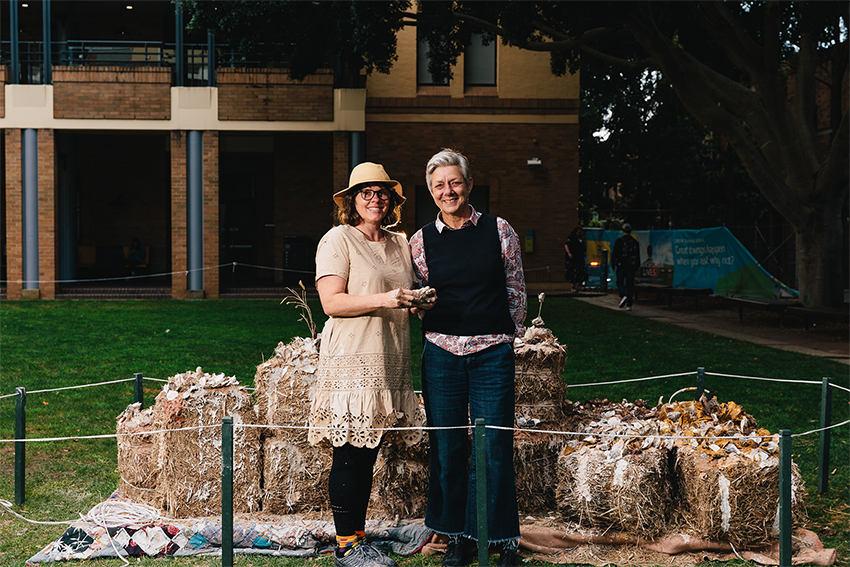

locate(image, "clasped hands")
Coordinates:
387 286 437 312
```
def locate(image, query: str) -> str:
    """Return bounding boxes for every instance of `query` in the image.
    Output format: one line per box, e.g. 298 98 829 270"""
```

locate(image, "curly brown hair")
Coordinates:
333 183 403 228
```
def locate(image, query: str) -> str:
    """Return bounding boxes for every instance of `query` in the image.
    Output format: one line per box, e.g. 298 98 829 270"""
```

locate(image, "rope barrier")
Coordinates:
830 382 850 394
705 371 822 385
4 417 847 445
568 371 695 388
23 378 136 395
0 261 316 286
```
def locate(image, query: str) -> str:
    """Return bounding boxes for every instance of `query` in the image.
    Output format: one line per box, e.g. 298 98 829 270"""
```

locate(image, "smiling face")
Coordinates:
429 165 473 226
353 184 391 226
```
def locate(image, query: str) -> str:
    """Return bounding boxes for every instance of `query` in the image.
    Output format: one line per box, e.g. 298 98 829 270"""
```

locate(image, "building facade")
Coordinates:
1 1 579 300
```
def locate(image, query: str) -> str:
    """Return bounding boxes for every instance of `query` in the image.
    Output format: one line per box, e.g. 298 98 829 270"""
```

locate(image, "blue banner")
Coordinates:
585 227 797 299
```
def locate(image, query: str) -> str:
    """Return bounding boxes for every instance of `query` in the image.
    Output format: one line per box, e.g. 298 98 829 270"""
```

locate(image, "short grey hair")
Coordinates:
426 149 471 190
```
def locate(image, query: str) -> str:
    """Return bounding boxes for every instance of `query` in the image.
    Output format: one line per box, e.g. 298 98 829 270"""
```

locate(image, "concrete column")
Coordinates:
22 129 38 292
349 131 365 171
187 130 203 293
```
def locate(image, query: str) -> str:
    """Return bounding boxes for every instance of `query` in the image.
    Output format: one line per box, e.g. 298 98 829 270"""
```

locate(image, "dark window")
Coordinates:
464 34 496 86
417 36 449 86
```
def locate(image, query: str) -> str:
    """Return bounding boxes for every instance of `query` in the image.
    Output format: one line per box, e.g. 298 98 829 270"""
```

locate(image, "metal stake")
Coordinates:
222 417 233 567
475 418 488 566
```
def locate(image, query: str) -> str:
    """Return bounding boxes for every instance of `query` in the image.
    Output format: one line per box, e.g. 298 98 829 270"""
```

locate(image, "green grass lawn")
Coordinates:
0 297 847 566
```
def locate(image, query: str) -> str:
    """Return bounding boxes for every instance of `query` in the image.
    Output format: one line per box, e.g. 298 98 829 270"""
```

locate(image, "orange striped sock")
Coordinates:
336 533 361 552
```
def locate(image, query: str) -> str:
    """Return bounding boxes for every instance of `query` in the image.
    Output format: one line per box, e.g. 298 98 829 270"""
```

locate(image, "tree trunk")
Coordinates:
794 199 846 308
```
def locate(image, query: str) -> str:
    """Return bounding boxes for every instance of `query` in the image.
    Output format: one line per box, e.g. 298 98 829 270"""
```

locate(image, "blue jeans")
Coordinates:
616 268 636 307
421 341 519 542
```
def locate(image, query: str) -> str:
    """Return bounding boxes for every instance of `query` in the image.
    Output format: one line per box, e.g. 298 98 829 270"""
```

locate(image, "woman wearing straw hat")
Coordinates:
410 149 526 566
309 162 433 567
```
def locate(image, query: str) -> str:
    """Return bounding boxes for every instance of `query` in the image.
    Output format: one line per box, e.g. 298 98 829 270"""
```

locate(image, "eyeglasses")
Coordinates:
359 188 391 201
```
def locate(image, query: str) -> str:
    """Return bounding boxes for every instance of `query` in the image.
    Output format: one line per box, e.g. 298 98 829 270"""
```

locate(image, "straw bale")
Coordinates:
263 437 332 514
253 338 320 441
153 367 262 517
116 403 162 509
514 326 567 405
369 418 430 521
514 401 579 515
556 444 671 537
675 444 806 546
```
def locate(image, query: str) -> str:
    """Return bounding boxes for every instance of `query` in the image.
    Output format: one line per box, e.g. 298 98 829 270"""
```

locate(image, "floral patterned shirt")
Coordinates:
410 207 527 356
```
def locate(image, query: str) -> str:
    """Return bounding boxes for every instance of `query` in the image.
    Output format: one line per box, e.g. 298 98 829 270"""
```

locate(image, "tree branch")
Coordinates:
694 2 762 77
816 109 850 202
792 32 822 173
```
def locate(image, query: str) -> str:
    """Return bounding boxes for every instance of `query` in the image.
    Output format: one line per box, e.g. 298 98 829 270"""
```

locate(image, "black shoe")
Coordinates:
497 548 519 566
442 541 473 567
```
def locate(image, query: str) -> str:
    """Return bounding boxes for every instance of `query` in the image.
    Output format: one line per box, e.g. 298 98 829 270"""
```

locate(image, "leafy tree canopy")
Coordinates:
185 1 848 306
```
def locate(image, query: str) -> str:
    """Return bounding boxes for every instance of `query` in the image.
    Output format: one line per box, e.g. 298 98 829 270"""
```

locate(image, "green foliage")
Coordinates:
0 298 847 565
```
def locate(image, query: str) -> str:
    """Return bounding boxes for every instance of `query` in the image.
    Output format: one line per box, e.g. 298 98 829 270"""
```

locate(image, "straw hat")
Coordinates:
333 162 404 207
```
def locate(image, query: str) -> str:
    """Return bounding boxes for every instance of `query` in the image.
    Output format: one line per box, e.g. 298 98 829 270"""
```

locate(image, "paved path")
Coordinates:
570 291 849 366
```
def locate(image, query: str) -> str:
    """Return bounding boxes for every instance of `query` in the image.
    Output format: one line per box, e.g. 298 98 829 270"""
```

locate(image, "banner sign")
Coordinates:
585 227 797 299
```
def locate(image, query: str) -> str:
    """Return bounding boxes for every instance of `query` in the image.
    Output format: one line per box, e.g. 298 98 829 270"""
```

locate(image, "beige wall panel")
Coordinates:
367 25 418 98
498 45 579 99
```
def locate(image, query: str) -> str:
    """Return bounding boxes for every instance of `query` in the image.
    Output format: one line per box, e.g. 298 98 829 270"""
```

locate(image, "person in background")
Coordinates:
309 162 432 567
564 226 587 292
611 223 640 311
409 148 526 567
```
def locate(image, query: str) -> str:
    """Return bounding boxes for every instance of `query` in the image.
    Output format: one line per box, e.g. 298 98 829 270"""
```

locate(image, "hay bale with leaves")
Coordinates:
152 367 262 517
254 337 320 441
662 398 807 546
556 443 671 536
116 402 162 508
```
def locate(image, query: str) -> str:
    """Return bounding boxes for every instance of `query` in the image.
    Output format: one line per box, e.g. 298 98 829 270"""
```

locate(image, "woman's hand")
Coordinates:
386 288 416 309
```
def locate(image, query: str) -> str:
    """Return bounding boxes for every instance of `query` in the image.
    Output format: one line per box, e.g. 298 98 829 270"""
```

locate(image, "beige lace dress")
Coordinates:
308 224 424 448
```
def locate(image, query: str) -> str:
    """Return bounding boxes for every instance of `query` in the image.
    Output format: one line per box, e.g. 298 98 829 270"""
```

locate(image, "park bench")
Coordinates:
786 305 850 330
719 296 800 328
635 284 714 309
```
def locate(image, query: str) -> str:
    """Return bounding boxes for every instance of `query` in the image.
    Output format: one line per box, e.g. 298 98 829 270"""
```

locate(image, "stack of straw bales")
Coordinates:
555 396 806 543
253 337 331 514
513 323 573 515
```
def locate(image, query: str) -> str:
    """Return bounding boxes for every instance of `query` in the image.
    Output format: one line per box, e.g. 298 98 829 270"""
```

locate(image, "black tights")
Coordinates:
329 443 380 537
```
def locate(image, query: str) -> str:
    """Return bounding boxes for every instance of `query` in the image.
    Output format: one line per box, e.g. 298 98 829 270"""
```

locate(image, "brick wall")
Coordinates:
171 131 187 299
217 68 334 121
53 66 171 120
38 129 56 299
203 131 219 298
5 129 22 299
366 122 579 283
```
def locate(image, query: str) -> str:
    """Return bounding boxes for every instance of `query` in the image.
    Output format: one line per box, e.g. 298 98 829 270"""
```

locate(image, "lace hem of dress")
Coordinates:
308 390 424 449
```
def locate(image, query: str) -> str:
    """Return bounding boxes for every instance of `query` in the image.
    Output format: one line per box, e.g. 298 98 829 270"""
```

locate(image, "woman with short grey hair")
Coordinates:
410 148 526 566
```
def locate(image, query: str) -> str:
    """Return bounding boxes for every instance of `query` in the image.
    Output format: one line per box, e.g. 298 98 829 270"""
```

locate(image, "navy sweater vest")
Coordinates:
421 214 515 336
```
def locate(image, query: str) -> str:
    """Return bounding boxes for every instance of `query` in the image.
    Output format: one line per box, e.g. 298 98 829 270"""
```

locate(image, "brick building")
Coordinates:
1 1 578 299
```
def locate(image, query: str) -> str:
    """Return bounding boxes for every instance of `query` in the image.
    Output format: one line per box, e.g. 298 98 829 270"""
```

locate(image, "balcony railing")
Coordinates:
0 40 313 87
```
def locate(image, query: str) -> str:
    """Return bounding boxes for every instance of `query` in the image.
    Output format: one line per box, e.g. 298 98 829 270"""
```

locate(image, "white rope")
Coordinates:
830 382 850 394
0 499 77 525
0 263 232 285
24 378 135 395
568 371 695 388
705 372 822 385
0 424 221 443
668 386 697 404
791 418 850 437
119 476 155 492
